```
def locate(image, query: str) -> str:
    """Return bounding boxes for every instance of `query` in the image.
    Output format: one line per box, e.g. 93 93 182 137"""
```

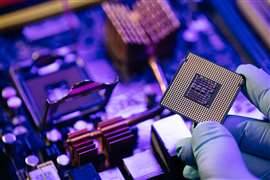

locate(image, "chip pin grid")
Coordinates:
161 53 244 123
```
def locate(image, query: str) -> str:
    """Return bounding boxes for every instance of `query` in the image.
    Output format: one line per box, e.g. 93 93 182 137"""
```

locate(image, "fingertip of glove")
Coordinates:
194 121 225 134
192 121 232 147
236 64 258 76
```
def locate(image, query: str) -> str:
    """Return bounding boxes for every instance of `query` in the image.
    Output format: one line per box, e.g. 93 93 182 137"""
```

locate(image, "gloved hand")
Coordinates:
176 64 270 180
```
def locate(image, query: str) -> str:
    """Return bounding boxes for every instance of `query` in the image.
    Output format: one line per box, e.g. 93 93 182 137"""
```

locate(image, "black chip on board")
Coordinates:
161 53 243 123
184 73 221 108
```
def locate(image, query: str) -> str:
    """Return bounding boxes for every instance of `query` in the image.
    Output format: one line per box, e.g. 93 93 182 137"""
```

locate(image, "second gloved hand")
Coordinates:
177 64 270 179
177 121 257 180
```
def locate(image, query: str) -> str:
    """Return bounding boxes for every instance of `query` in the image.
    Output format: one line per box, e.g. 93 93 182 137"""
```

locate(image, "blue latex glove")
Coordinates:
237 64 270 119
177 64 270 179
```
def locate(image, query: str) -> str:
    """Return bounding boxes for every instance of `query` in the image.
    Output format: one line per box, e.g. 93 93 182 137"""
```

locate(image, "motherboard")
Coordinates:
0 0 268 179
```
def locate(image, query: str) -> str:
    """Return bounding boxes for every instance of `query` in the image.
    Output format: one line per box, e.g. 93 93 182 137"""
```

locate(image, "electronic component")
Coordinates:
121 149 166 180
103 2 150 76
103 0 179 93
65 106 162 166
1 133 17 156
161 53 244 123
99 167 125 180
56 154 71 179
97 116 137 160
25 155 39 168
7 96 22 110
151 114 191 178
1 86 16 99
56 154 70 167
184 74 221 108
13 125 28 136
12 115 26 126
69 163 101 180
66 129 99 166
74 120 94 131
42 79 118 129
10 48 117 128
103 0 179 63
133 0 180 57
73 120 89 131
28 161 61 180
46 128 62 143
1 133 16 145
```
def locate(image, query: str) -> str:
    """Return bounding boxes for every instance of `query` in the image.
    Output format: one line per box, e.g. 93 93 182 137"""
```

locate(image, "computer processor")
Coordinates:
161 53 244 123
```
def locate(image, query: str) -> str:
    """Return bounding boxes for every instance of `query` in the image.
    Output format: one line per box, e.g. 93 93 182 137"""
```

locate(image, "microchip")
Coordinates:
161 53 243 123
184 74 221 108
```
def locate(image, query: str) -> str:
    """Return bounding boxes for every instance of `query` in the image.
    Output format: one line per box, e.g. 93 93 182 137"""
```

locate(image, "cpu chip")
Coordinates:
161 53 244 123
184 74 221 108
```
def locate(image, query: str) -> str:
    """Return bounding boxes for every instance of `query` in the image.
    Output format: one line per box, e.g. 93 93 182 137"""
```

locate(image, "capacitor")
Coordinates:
64 53 77 63
13 126 28 136
25 155 39 170
56 154 71 179
1 86 16 99
7 96 22 110
55 46 71 56
46 128 62 143
183 30 198 43
189 17 211 33
46 129 64 152
1 133 17 155
74 121 95 131
86 123 94 131
12 115 26 125
7 96 23 118
56 154 70 167
73 120 88 131
2 133 16 144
